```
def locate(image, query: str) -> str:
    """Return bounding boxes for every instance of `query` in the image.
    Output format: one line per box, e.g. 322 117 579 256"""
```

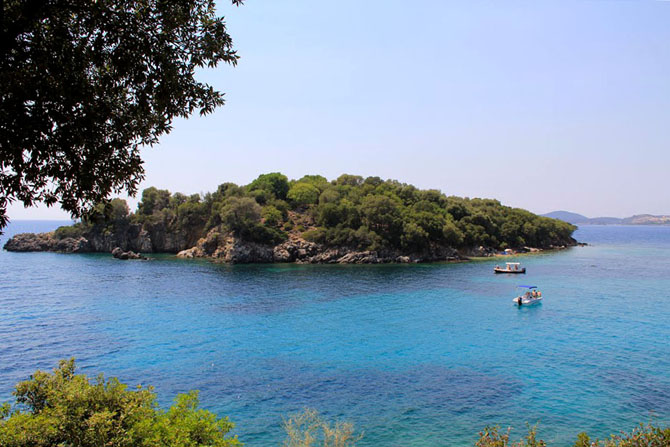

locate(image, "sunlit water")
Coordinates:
2 221 670 446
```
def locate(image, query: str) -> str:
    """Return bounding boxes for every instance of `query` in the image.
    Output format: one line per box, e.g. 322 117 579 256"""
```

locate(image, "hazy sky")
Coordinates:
9 0 670 220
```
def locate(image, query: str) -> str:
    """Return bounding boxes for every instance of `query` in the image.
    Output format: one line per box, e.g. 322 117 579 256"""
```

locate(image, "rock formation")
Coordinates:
111 247 147 260
4 226 466 264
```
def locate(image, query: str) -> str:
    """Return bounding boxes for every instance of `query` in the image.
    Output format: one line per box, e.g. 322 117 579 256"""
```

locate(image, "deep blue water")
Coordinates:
2 221 670 446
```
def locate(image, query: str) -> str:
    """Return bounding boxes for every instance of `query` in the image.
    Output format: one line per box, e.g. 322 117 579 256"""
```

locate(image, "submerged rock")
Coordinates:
111 247 146 260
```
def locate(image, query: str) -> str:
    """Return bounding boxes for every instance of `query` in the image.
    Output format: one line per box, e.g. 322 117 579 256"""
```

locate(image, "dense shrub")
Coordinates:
53 173 576 250
248 173 290 200
137 187 171 216
263 205 284 227
220 197 261 233
574 423 670 446
282 408 361 447
0 360 240 447
54 224 86 240
2 362 668 447
288 183 320 206
476 425 546 447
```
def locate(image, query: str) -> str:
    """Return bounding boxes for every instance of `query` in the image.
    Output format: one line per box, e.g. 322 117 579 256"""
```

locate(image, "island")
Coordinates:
4 173 577 263
543 210 670 225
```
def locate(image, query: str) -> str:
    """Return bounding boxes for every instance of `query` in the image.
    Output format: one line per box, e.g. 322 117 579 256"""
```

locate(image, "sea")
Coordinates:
1 221 669 446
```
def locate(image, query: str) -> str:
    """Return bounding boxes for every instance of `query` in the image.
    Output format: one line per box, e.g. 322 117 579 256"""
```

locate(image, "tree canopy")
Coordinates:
58 173 576 253
0 0 243 229
0 359 240 447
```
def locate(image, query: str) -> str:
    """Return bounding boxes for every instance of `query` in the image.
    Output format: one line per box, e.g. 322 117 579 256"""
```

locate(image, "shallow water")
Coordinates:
1 222 670 446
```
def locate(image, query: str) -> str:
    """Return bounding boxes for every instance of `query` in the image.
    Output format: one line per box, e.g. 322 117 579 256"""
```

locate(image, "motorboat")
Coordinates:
513 285 542 306
494 262 526 274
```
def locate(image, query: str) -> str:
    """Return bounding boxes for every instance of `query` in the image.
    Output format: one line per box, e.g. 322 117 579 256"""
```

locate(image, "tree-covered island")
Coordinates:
4 173 577 263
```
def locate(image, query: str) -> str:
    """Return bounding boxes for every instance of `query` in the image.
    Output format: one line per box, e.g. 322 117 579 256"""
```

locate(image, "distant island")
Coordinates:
543 210 670 226
4 174 577 263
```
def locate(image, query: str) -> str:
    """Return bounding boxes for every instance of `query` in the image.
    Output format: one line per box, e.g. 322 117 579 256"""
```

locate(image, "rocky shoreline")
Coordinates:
3 228 577 264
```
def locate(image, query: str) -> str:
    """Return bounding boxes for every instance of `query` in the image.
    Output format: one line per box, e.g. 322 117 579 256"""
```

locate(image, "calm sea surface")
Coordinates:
1 221 670 446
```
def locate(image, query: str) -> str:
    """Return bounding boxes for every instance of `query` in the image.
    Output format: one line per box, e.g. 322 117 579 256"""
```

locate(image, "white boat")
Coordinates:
494 262 526 274
513 285 542 306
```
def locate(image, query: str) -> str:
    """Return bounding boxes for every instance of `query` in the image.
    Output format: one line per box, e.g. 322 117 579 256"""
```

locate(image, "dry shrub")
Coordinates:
475 424 546 447
282 408 362 447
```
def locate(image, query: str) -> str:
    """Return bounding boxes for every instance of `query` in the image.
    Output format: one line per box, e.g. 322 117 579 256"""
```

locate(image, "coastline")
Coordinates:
3 229 580 264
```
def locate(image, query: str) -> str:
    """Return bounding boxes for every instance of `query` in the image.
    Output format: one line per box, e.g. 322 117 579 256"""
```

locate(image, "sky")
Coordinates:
9 0 670 220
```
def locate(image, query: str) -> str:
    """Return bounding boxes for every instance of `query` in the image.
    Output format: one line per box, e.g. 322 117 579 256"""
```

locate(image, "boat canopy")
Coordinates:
506 262 521 265
517 285 537 289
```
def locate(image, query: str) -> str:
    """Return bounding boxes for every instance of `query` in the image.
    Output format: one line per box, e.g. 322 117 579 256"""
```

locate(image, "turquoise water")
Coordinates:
2 221 670 446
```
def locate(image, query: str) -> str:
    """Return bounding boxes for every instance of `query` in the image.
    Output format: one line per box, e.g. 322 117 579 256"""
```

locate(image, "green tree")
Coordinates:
248 173 290 201
262 205 284 227
359 194 403 244
0 359 240 447
318 189 340 205
0 0 244 230
220 197 261 235
442 218 464 246
81 197 131 225
335 174 363 187
401 221 430 251
138 187 172 216
288 183 320 206
296 175 329 191
109 198 130 221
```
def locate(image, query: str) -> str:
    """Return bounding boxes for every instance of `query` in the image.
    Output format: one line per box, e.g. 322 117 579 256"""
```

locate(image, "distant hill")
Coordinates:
543 211 670 225
583 216 623 225
622 214 670 225
542 211 589 224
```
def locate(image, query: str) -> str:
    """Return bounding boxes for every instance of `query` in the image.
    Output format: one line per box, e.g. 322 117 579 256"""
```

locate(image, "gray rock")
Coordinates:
112 246 146 260
337 251 382 264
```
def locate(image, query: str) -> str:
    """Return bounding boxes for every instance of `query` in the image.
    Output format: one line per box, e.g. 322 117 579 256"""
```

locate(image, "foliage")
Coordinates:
220 197 262 235
475 425 546 447
248 173 290 201
575 423 670 446
262 205 284 227
219 196 285 244
0 359 240 447
288 183 321 206
48 173 576 251
54 223 86 240
0 0 244 230
282 408 362 447
296 175 329 191
475 423 670 447
138 188 172 217
109 198 131 221
1 361 669 447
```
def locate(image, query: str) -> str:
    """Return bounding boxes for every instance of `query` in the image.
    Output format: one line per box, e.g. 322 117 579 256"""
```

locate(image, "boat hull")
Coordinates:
494 268 526 274
513 296 542 306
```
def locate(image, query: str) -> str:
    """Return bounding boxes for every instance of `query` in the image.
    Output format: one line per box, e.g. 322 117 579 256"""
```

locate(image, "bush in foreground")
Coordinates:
0 359 240 447
2 360 669 446
475 425 546 447
282 408 362 447
574 423 670 446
